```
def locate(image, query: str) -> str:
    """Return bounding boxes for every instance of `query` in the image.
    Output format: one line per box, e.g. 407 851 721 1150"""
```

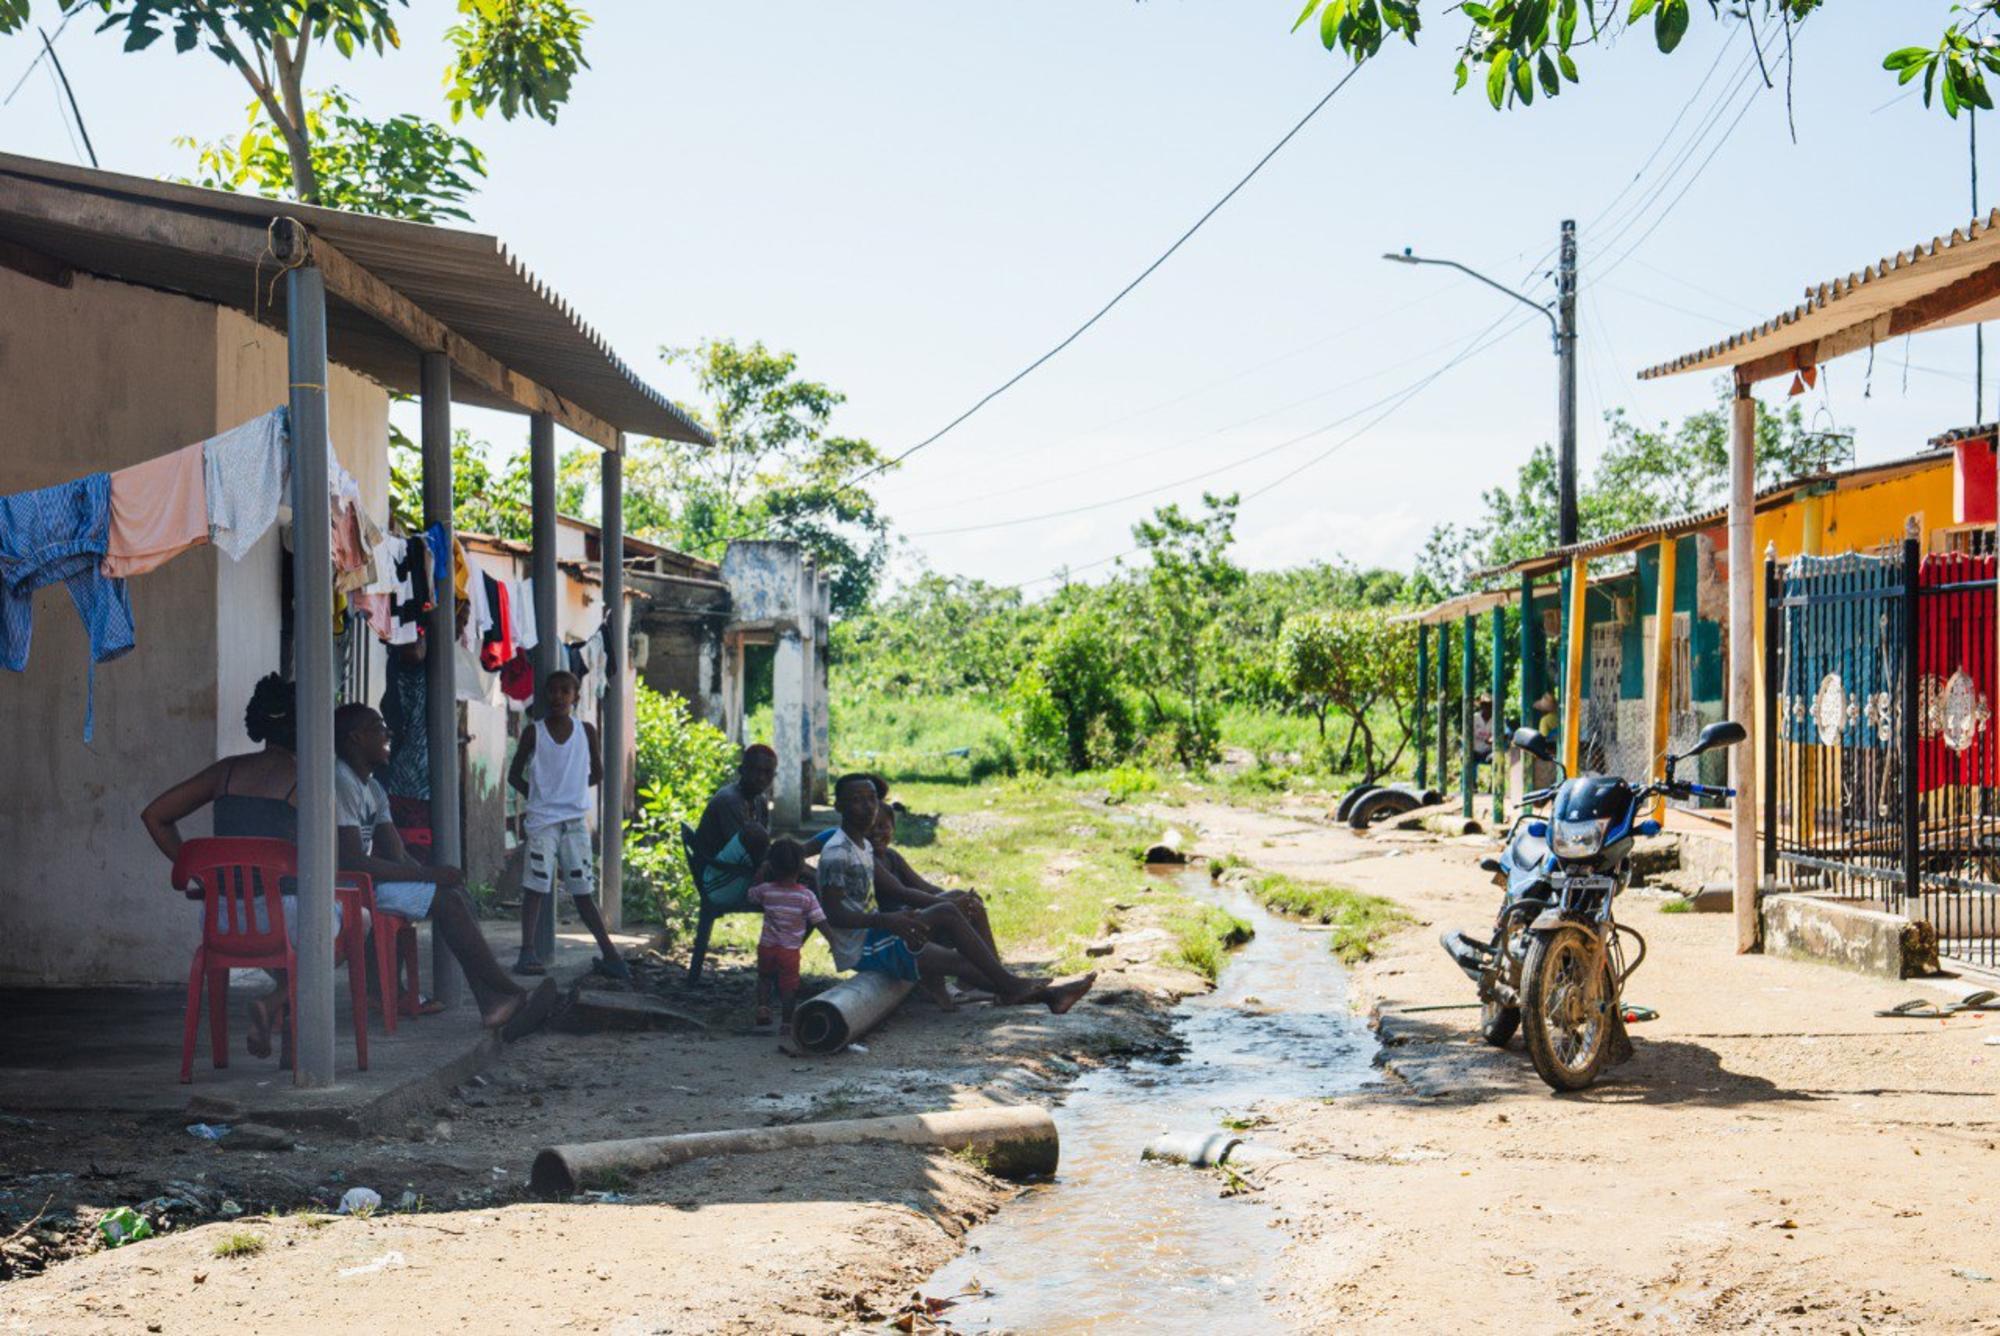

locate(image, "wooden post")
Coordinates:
420 352 462 1007
1562 555 1587 775
600 441 625 933
530 412 559 963
1729 378 1760 953
1800 491 1825 557
1415 623 1430 790
1460 613 1475 819
287 262 337 1088
1490 604 1506 823
1649 537 1678 824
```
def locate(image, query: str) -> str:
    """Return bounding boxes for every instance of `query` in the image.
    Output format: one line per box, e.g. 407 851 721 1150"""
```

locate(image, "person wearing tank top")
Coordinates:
508 670 628 979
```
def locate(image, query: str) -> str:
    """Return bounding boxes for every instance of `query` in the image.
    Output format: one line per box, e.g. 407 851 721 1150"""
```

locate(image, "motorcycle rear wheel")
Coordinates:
1521 926 1615 1092
1479 999 1519 1048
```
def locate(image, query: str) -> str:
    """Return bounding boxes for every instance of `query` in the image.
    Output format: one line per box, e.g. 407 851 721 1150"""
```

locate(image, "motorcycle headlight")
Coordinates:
1550 818 1608 859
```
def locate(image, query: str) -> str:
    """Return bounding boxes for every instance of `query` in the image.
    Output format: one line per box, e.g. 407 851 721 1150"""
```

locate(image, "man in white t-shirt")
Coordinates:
335 704 556 1039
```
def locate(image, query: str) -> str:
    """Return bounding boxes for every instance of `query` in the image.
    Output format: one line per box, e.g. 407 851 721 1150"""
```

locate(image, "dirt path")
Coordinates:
1162 800 2000 1334
0 889 1212 1335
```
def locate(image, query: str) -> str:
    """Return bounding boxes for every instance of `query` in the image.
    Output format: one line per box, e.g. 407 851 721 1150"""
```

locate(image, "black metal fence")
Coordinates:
1765 537 2000 970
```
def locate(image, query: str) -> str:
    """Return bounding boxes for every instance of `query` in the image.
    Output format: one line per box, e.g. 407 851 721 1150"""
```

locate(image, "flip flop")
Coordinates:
1876 998 1951 1019
501 979 559 1042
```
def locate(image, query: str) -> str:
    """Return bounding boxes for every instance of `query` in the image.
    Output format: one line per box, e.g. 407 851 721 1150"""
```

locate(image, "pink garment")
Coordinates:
747 881 826 951
102 442 208 577
348 591 394 640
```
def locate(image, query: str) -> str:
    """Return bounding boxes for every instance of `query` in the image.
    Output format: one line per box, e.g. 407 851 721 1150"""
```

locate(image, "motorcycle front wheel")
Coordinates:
1479 999 1519 1048
1520 925 1615 1092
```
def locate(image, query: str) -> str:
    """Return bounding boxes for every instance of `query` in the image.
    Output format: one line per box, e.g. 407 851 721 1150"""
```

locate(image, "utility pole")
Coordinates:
1557 219 1579 547
1974 110 1984 422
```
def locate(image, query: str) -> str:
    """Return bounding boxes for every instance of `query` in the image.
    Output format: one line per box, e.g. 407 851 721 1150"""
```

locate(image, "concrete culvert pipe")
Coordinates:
1141 1131 1243 1168
790 972 915 1054
531 1105 1060 1198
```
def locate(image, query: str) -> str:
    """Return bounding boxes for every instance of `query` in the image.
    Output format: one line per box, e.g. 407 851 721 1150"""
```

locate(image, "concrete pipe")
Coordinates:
790 971 915 1054
531 1105 1059 1197
1141 1131 1242 1168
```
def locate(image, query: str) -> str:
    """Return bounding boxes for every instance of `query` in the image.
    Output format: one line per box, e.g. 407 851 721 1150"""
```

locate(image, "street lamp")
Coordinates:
1384 222 1578 548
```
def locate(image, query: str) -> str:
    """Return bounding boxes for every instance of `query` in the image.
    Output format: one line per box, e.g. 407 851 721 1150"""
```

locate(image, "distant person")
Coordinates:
690 744 780 911
1471 696 1494 765
508 671 628 980
817 774 1094 1014
746 837 825 1031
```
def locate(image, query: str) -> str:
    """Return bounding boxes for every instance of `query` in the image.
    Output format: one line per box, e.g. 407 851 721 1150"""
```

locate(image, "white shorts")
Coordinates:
524 819 593 897
372 881 438 920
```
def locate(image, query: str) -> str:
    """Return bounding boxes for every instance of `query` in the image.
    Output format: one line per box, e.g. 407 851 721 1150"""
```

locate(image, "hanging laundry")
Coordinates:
0 472 137 741
480 573 515 671
348 590 395 642
512 577 539 651
422 523 452 587
460 558 492 656
500 651 536 703
102 441 208 578
204 408 289 561
331 500 369 593
390 533 432 635
454 639 488 704
598 607 619 673
564 641 589 682
580 630 608 699
1916 552 1999 793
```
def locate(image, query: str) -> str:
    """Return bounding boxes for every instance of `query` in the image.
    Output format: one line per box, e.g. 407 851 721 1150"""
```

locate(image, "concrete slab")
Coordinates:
1760 892 1939 979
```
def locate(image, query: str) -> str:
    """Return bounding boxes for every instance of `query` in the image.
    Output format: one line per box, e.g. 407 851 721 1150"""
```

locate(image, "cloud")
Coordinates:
1234 503 1428 572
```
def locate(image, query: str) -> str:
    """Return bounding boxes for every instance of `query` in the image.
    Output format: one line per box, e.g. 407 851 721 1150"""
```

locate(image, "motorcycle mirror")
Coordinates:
1636 819 1662 837
1691 720 1747 755
1511 727 1556 763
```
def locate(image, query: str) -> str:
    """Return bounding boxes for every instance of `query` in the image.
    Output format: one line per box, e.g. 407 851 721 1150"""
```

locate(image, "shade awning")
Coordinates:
0 152 708 448
1640 209 2000 383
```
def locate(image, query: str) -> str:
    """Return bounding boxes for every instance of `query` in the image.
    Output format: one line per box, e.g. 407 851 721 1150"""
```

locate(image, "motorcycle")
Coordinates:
1441 718 1744 1092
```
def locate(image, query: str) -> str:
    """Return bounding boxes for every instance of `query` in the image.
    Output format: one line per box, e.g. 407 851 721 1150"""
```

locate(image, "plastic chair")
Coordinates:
681 822 755 984
336 872 422 1034
174 838 371 1083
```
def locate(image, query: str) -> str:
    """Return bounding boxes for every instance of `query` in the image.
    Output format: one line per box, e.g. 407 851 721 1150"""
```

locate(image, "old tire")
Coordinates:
1479 999 1519 1048
1334 784 1380 824
1348 787 1419 830
1520 926 1614 1092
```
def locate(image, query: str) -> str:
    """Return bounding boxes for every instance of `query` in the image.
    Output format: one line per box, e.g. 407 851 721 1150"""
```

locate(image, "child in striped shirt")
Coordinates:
746 838 826 1030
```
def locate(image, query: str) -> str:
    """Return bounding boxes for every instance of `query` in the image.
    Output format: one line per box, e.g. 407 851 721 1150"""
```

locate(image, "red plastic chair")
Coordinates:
346 870 422 1032
174 838 371 1083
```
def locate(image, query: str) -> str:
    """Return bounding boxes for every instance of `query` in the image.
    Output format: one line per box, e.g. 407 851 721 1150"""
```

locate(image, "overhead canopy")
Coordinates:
1640 209 2000 384
0 152 708 450
1393 587 1520 627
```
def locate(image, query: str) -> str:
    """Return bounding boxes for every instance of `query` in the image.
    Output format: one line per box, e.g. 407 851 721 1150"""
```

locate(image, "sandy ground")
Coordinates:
0 888 1211 1336
1158 798 2000 1335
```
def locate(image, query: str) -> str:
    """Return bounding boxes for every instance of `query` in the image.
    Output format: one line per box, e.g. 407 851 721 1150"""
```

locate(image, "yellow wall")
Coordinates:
1749 462 1953 561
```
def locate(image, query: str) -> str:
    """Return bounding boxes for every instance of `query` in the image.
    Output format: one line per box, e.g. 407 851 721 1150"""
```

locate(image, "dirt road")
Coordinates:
1167 799 2000 1334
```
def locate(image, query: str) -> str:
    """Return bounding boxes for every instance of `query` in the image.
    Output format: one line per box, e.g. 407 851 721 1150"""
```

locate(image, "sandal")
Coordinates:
1872 991 1999 1018
501 979 559 1042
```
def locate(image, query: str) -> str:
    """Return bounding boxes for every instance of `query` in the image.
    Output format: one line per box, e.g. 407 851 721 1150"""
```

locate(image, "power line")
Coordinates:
845 64 1368 490
2 6 76 107
39 26 96 167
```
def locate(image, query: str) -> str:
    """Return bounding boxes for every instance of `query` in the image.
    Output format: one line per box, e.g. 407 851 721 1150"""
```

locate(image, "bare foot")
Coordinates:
1044 973 1097 1015
246 996 279 1059
482 992 526 1030
919 976 959 1012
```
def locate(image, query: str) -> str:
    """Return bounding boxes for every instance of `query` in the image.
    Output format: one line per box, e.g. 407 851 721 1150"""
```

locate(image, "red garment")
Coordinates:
756 943 802 995
500 652 536 703
479 576 515 671
1916 552 1999 793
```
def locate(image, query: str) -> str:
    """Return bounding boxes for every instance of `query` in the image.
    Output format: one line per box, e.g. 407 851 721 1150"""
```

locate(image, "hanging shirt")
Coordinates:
460 560 491 655
500 652 536 703
512 577 539 651
0 472 137 741
203 408 289 561
102 441 208 578
480 573 514 671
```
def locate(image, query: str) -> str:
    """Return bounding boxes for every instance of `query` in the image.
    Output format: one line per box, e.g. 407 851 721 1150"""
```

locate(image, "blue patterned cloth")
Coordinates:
0 472 134 740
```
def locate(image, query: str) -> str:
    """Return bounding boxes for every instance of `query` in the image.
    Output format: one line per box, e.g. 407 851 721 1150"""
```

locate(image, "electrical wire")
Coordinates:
1 5 75 107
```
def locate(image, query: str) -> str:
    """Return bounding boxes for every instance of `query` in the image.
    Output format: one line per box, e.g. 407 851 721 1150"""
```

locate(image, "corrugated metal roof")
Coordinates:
1639 208 2000 381
1930 421 1998 448
0 152 708 446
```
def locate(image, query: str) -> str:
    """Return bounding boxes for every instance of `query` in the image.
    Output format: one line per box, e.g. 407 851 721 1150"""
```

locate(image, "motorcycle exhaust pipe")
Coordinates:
1439 928 1490 983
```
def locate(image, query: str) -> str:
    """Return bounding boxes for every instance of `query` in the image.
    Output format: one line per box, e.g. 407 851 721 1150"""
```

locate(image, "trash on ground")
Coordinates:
848 1042 869 1054
339 1250 406 1277
184 1123 230 1141
1622 1005 1659 1023
1952 1268 1993 1282
338 1187 382 1216
97 1206 153 1248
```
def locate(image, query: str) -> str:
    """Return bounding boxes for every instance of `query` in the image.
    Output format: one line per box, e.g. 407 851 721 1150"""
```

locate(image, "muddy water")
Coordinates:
927 871 1378 1333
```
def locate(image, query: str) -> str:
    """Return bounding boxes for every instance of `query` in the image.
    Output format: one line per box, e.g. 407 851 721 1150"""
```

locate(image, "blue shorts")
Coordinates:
856 928 922 982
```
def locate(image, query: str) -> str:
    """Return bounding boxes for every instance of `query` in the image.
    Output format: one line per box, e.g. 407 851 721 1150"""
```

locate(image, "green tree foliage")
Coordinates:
177 88 486 223
1008 610 1133 773
13 1 589 217
387 428 532 538
1276 608 1418 779
622 685 735 928
1288 2 2000 124
831 574 1027 696
1123 492 1245 766
615 338 894 614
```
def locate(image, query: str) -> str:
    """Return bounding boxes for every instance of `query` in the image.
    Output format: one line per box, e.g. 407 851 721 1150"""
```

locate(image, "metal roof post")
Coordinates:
288 260 337 1088
531 412 559 964
600 441 625 933
421 351 463 1007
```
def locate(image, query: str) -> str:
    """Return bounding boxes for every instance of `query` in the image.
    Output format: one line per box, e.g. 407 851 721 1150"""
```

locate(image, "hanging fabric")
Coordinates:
480 574 514 671
422 523 452 587
460 558 491 656
203 407 290 561
500 651 536 703
512 577 539 651
0 472 137 741
102 441 208 578
1916 552 1999 793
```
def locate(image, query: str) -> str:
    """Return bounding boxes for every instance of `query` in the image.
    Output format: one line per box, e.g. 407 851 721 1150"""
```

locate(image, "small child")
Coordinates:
746 838 825 1030
508 671 628 980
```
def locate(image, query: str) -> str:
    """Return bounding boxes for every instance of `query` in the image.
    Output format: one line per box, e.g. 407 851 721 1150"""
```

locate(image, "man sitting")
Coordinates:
864 781 998 957
689 744 780 910
335 704 557 1038
817 773 1094 1013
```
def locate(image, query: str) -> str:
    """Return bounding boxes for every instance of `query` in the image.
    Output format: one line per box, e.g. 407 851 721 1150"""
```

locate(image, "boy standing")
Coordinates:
509 671 629 980
746 837 825 1030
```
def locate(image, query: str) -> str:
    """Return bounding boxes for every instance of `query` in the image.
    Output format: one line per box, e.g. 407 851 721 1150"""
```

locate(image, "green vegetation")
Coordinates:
1657 896 1694 914
1167 906 1255 982
621 686 736 931
1240 871 1405 964
212 1231 266 1259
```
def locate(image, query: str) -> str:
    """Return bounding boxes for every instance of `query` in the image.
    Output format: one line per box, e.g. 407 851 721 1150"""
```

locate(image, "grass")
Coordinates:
1656 896 1694 914
211 1231 265 1259
1167 906 1254 982
1242 872 1406 964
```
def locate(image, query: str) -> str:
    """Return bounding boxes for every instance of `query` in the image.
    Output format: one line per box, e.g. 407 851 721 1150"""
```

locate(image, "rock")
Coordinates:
223 1122 296 1153
1084 941 1116 958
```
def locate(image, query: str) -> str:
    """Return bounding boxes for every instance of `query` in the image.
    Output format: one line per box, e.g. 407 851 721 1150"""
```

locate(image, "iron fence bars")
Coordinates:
1766 547 1909 905
1765 538 2000 970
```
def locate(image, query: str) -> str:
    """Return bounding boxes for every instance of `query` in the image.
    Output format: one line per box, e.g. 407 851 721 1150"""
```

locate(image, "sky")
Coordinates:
1 3 1991 594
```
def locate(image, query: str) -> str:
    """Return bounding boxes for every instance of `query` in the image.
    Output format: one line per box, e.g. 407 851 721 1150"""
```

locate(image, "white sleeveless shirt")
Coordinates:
525 719 592 832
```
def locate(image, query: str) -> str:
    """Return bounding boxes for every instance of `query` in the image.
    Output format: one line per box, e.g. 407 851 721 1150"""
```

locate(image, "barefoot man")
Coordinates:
817 773 1094 1013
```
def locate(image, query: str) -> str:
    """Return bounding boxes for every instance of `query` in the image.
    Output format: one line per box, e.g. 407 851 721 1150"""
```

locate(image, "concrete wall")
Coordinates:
0 271 387 985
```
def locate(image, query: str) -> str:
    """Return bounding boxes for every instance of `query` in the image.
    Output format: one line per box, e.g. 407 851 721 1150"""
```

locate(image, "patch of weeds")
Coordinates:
291 1209 334 1231
1656 897 1693 914
950 1145 995 1175
1103 764 1162 806
1248 873 1407 964
211 1231 265 1259
577 1169 631 1193
1219 1112 1272 1132
1208 851 1248 880
1167 907 1254 982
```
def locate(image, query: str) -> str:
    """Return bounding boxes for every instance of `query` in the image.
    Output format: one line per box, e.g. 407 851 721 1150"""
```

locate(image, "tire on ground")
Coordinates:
1348 787 1419 830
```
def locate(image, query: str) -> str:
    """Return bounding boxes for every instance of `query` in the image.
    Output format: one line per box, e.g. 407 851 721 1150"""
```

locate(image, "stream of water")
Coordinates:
926 870 1379 1333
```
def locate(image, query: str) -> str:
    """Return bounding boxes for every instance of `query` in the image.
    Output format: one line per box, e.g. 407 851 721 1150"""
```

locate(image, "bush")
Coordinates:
1007 611 1133 773
1103 764 1161 805
624 686 736 929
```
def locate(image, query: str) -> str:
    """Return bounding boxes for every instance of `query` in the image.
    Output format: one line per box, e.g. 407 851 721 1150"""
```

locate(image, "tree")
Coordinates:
1124 492 1245 766
1276 608 1418 780
1007 609 1133 773
11 1 590 218
831 574 1027 696
388 428 532 539
618 338 895 615
1289 1 2000 124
